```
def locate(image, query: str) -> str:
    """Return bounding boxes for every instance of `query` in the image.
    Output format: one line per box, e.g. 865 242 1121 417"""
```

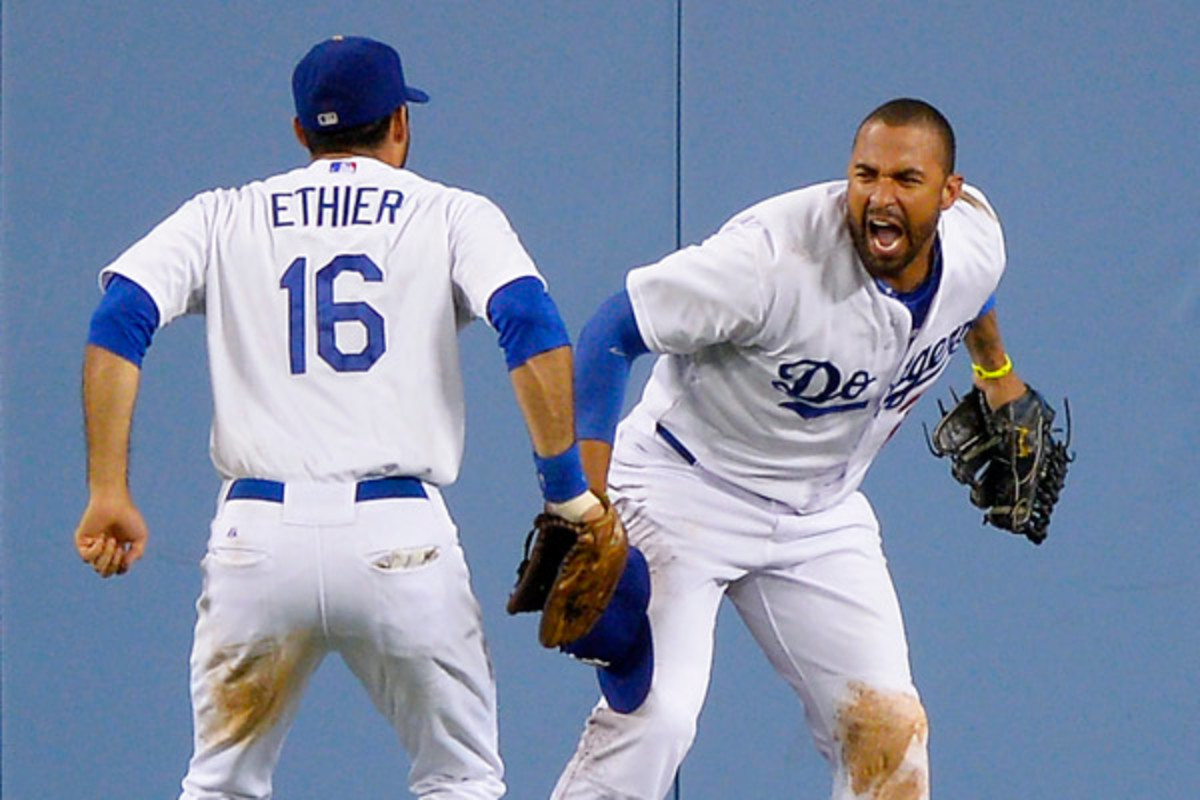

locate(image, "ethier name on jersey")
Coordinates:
270 185 405 228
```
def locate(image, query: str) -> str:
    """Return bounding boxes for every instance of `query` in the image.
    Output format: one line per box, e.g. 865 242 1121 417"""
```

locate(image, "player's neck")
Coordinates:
310 143 408 169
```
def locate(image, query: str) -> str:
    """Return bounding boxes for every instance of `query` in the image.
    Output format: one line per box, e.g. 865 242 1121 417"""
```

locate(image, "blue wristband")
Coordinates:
534 443 589 503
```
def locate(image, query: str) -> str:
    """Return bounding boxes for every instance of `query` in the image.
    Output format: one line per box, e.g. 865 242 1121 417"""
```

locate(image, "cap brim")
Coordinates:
596 615 653 714
405 86 430 104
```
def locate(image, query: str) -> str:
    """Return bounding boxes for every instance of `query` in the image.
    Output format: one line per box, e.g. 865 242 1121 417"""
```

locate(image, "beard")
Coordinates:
847 204 940 283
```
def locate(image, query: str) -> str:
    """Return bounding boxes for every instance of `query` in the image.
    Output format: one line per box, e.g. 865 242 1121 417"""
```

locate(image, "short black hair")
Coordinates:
302 111 394 156
856 98 956 174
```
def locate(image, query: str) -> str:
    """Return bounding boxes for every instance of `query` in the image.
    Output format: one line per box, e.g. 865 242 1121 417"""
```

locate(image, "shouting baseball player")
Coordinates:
72 36 602 799
552 99 1069 799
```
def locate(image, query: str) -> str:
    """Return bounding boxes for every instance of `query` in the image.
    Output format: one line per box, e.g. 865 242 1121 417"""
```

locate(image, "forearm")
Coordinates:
964 309 1008 369
486 277 592 506
509 345 576 457
510 346 593 508
580 439 613 495
965 310 1025 409
82 344 142 495
573 290 650 493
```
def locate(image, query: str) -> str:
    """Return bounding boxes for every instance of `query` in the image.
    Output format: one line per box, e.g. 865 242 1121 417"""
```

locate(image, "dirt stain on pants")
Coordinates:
836 682 929 800
204 633 312 748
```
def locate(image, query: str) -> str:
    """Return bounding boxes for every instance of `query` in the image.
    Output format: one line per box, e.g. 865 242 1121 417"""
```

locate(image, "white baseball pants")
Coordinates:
178 480 504 800
552 424 928 800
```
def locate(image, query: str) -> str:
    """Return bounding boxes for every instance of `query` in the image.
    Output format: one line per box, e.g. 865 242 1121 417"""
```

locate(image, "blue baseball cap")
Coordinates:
292 36 429 132
562 547 654 714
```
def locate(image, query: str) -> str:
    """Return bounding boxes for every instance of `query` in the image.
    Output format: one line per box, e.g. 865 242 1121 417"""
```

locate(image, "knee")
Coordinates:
834 682 929 800
637 691 700 754
593 685 700 766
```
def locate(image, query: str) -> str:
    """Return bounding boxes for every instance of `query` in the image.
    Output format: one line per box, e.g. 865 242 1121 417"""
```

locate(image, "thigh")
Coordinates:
609 452 762 719
726 495 915 757
328 490 504 796
608 425 804 709
551 465 736 800
194 500 328 729
183 501 327 799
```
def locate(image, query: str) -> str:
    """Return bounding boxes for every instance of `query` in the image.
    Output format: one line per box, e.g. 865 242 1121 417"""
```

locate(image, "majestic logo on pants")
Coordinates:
772 359 876 419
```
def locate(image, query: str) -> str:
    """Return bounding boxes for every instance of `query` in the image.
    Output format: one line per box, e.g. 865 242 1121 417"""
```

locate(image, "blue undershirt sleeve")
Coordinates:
976 292 997 319
87 274 161 367
575 289 650 445
486 276 571 370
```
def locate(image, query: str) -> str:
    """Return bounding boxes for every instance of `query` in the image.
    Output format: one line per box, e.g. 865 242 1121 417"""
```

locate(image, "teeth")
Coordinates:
868 219 903 253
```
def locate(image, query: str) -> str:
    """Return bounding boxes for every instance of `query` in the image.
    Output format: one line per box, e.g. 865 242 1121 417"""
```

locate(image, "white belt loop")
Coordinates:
281 481 357 526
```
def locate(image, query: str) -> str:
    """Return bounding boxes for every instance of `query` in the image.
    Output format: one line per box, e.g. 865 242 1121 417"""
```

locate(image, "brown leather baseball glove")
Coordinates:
506 495 629 648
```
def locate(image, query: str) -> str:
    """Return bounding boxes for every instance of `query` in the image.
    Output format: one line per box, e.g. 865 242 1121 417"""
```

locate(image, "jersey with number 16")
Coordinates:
100 157 543 485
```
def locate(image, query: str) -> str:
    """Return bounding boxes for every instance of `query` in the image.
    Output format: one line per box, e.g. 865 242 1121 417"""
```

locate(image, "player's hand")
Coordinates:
545 490 604 524
74 491 149 578
974 371 1026 411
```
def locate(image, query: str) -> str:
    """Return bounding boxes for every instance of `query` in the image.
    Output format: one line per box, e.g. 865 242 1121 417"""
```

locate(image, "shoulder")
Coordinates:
703 181 852 291
941 183 1006 280
726 181 846 232
390 168 508 218
240 163 314 193
720 181 848 261
190 165 314 212
944 184 1004 244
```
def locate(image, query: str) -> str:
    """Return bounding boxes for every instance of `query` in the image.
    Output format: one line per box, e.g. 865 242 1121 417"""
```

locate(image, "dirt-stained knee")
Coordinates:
836 682 929 800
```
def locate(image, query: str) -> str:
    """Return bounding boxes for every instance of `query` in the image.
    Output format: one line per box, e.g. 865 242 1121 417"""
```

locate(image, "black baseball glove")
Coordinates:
928 386 1072 544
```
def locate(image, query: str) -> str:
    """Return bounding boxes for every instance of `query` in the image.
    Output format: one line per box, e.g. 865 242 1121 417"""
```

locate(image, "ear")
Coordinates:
390 105 412 168
941 173 964 210
292 118 310 151
391 105 410 143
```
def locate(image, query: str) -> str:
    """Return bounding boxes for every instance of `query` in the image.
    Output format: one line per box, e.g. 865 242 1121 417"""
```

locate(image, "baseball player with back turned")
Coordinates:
72 36 602 799
553 99 1053 799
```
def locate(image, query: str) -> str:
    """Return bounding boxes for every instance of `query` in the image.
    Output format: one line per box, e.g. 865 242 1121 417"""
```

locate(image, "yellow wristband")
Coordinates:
972 354 1013 380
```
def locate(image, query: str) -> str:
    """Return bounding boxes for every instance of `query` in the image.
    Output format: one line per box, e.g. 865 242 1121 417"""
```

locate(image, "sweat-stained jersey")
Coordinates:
100 156 541 484
623 180 1005 512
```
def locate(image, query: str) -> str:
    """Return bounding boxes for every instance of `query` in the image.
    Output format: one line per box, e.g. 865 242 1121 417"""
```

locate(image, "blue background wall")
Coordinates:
3 2 1197 797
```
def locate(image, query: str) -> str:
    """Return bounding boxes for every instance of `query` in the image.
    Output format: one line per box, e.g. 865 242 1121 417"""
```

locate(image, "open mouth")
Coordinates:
867 217 906 257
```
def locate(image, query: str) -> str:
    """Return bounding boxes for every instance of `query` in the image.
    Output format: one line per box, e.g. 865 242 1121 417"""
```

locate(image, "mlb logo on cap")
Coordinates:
293 35 429 132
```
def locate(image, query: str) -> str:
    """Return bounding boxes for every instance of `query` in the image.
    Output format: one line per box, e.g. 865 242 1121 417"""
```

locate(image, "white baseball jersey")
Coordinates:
100 156 541 485
625 180 1005 512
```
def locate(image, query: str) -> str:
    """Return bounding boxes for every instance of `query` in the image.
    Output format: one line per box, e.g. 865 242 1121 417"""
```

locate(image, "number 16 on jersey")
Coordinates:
279 254 387 374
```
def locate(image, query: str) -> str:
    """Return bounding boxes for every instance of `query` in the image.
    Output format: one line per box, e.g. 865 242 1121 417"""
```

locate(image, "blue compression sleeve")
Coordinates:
87 274 160 367
976 292 997 319
575 290 650 444
487 276 571 370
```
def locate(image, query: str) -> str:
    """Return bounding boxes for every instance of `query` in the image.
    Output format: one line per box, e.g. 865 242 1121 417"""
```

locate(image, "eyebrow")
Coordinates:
852 163 926 181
